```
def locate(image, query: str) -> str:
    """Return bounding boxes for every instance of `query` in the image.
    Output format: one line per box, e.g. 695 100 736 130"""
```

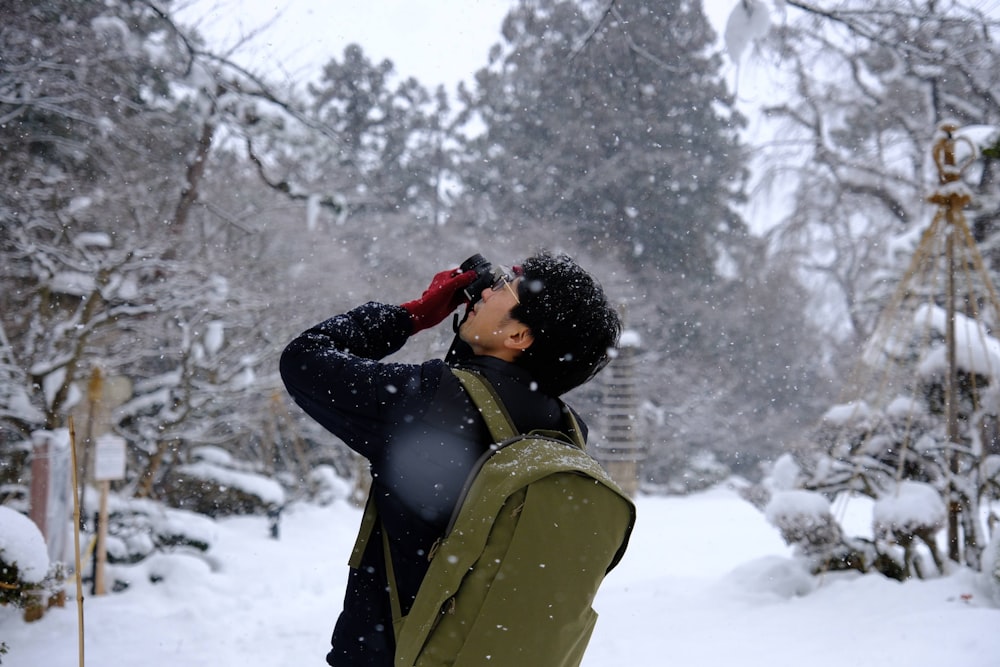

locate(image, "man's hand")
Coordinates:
402 268 477 334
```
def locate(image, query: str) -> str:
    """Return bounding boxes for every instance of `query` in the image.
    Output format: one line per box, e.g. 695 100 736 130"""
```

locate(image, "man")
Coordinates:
280 251 624 666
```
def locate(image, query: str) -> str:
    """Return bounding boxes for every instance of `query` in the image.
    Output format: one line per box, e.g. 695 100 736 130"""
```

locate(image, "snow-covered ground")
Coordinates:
2 485 998 666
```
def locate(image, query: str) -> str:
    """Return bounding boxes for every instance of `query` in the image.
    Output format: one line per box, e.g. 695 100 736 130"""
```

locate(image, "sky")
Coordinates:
176 0 521 90
176 0 740 91
2 484 999 666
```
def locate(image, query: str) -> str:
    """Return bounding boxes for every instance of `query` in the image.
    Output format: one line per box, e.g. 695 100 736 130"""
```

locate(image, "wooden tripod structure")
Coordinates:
852 122 997 567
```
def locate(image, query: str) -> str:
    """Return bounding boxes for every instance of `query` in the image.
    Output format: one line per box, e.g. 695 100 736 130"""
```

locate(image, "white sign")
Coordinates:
94 434 127 481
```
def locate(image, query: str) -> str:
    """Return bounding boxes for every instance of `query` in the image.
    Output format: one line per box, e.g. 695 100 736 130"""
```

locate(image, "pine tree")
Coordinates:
455 0 748 280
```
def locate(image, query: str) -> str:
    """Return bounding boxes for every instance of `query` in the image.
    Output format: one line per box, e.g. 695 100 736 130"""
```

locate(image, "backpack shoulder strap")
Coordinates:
451 367 585 448
451 367 518 442
349 491 405 641
348 491 378 569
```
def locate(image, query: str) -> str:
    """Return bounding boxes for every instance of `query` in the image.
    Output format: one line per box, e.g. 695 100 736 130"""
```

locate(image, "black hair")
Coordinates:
510 251 621 396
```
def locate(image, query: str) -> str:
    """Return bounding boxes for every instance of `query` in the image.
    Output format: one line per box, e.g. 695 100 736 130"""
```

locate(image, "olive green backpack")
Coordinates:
351 368 636 667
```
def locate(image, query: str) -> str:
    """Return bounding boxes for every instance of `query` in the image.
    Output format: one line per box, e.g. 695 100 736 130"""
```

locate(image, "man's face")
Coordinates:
458 276 525 358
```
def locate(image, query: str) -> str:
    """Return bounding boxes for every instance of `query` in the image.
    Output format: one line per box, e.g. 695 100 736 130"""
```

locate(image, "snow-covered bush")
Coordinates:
163 447 285 518
306 464 352 506
764 490 870 574
765 491 840 549
749 339 996 579
872 481 947 579
740 453 802 510
100 495 216 566
806 399 944 497
0 506 61 614
750 404 960 580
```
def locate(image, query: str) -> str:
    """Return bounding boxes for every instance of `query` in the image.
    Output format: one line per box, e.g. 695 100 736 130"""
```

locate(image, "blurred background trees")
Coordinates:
1 0 998 523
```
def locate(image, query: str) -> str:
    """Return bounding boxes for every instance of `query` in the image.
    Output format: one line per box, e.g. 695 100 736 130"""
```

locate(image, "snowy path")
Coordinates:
2 487 999 666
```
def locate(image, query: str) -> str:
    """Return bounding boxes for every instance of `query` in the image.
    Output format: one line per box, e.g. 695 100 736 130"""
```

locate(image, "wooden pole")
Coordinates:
930 123 975 564
94 480 109 596
945 204 961 563
942 126 959 561
68 417 85 667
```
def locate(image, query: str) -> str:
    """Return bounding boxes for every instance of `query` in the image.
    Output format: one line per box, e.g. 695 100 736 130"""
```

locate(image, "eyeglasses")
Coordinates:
490 268 520 304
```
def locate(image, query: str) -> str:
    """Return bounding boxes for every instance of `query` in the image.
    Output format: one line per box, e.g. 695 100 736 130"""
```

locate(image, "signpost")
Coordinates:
92 434 126 595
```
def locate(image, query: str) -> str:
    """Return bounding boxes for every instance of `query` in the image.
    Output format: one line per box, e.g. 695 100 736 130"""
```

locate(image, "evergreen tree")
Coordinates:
297 45 454 222
456 0 749 281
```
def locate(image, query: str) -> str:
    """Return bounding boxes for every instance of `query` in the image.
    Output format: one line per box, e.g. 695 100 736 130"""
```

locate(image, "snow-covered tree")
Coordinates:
0 0 327 508
729 0 1000 344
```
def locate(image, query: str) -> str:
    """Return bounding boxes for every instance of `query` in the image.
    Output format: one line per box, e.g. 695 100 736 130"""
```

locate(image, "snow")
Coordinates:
0 507 50 584
41 368 67 410
874 481 947 532
48 271 96 297
2 387 43 424
230 358 256 390
204 320 225 356
2 485 998 666
178 0 515 91
886 394 925 417
174 461 286 507
116 274 139 300
66 196 92 216
764 453 800 491
915 304 1000 379
821 399 873 425
618 329 642 348
765 489 831 526
71 232 112 249
724 0 772 62
190 445 235 467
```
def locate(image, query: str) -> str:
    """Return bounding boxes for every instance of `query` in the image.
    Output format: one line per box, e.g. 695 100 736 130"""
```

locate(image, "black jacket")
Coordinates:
279 302 583 667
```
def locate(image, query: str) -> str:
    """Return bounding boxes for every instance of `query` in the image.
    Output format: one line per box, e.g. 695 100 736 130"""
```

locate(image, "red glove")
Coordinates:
402 268 477 333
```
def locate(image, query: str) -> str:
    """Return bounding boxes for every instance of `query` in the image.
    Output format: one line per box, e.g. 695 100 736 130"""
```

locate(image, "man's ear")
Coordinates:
505 326 534 352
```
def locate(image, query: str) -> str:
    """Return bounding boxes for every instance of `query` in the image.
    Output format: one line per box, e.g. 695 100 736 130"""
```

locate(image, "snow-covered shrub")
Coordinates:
0 506 61 614
806 400 945 498
765 491 838 549
740 453 802 510
306 465 352 505
760 488 926 578
764 490 869 574
163 452 285 518
872 481 946 579
101 496 216 565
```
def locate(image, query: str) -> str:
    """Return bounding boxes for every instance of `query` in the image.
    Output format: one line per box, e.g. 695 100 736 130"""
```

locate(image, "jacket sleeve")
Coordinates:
278 302 441 460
